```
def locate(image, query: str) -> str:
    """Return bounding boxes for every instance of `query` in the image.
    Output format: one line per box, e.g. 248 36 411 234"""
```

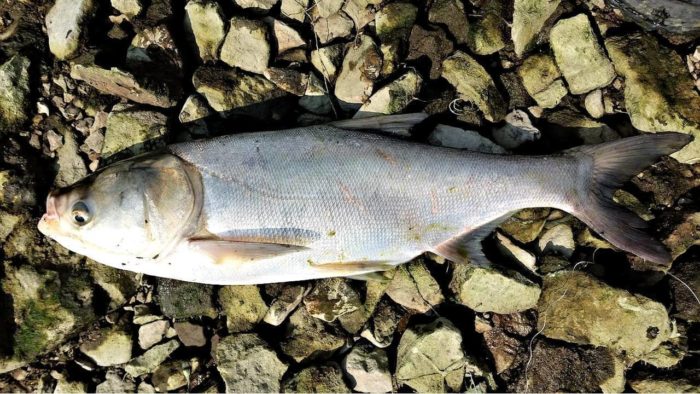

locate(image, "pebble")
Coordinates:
157 278 217 319
517 53 567 109
151 361 189 392
79 328 133 367
54 128 87 188
375 2 418 75
220 17 271 74
215 334 288 392
102 108 168 159
179 94 212 124
45 0 95 60
280 307 346 363
280 0 308 22
342 344 393 393
264 68 309 96
495 231 537 272
185 0 226 62
234 0 278 11
174 321 207 347
406 25 453 80
428 0 469 44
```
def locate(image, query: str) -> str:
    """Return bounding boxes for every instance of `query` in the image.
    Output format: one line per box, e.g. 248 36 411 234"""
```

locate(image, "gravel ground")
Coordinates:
0 0 699 392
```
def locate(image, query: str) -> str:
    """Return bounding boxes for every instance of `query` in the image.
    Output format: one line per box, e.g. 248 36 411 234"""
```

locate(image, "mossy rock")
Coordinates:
0 55 31 134
156 278 217 319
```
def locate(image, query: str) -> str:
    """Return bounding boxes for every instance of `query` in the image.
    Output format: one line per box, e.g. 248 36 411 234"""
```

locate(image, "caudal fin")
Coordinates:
572 132 693 266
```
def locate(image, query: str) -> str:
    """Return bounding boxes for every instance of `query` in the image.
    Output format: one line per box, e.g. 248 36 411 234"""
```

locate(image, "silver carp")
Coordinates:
37 114 692 284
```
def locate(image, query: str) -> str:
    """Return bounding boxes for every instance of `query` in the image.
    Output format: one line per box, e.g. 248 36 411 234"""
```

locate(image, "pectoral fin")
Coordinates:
188 238 308 264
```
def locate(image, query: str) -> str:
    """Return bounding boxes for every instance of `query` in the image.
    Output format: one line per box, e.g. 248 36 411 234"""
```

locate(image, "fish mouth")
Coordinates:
38 192 60 236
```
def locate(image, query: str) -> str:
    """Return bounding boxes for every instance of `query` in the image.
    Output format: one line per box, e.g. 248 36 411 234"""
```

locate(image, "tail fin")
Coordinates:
572 132 693 266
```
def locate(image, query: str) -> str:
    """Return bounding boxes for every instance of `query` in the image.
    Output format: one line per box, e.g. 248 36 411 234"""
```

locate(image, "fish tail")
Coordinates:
571 132 693 266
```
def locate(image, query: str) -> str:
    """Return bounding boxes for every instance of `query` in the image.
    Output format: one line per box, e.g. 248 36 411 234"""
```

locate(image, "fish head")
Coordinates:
38 153 202 266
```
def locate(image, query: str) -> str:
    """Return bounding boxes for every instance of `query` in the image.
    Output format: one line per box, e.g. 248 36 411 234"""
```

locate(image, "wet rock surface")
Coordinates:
0 0 699 392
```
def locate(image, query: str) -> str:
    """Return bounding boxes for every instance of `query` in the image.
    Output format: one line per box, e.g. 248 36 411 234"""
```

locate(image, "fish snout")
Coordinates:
38 192 60 235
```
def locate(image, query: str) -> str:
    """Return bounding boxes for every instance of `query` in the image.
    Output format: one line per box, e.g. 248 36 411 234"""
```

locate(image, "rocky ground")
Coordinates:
0 0 699 392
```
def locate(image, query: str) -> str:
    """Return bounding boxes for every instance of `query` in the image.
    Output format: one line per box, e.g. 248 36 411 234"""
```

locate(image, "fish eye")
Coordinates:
71 201 92 226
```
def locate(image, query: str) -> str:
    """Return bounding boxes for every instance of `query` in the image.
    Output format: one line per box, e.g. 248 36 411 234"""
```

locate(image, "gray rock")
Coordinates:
264 68 309 96
234 0 278 11
299 73 333 115
70 64 178 108
517 53 567 109
80 327 133 367
385 260 443 313
267 18 305 54
263 284 308 326
46 0 96 60
449 263 541 313
343 345 392 393
428 124 506 154
538 271 673 360
538 223 575 258
219 285 268 333
54 128 88 188
174 321 207 347
282 363 350 392
215 334 288 392
111 0 143 18
493 109 541 149
356 70 422 117
185 0 226 62
442 51 507 122
96 371 136 393
313 12 354 45
304 278 362 322
310 44 343 82
157 278 217 319
550 14 616 94
0 56 30 133
220 17 270 74
512 0 561 56
125 340 180 377
335 35 382 109
280 0 309 23
396 318 481 392
280 307 346 363
138 320 169 350
103 108 168 159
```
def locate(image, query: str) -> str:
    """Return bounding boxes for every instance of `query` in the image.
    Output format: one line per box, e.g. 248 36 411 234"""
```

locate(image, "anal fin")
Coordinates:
432 212 515 266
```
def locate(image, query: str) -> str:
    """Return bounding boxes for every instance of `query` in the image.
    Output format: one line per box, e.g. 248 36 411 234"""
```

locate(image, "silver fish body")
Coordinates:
38 116 692 284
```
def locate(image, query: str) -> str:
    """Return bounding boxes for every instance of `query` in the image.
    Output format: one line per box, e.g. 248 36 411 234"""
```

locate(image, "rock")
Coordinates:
179 94 212 124
45 0 95 60
475 312 535 374
605 33 700 163
157 278 217 319
375 2 418 75
102 108 168 159
125 340 180 377
215 334 288 392
185 0 226 62
0 56 30 133
339 277 393 335
613 189 654 221
493 109 541 149
538 271 673 360
54 377 87 394
282 363 350 393
192 65 288 119
466 0 507 55
126 25 183 80
442 51 507 122
299 73 333 115
267 18 305 54
280 0 308 23
137 382 156 393
355 70 422 117
538 223 575 258
96 371 136 393
264 284 307 326
220 17 270 74
495 231 536 272
151 361 189 392
342 344 392 393
544 108 620 145
509 339 619 392
310 44 344 82
396 318 481 392
406 25 453 80
629 377 699 393
633 158 700 207
174 321 206 347
0 211 22 242
280 307 346 362
385 260 444 313
264 68 309 96
112 0 143 18
517 53 567 109
428 0 469 44
550 14 616 94
335 35 382 110
584 89 605 119
511 0 561 56
234 0 278 10
428 124 506 154
54 128 87 187
138 320 169 350
86 260 139 309
669 258 700 322
304 278 362 322
311 0 344 18
70 64 178 108
80 327 133 367
342 0 381 30
219 285 268 332
313 12 354 45
449 263 541 313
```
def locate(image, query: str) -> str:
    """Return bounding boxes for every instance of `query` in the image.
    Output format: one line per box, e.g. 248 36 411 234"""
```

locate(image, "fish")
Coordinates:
37 114 693 285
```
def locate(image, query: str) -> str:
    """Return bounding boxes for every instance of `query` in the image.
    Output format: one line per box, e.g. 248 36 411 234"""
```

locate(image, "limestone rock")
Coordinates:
138 320 169 350
111 0 143 18
517 53 567 109
429 124 506 154
342 345 392 393
442 51 507 122
263 67 309 96
311 0 344 19
550 14 616 94
234 0 278 10
544 108 620 145
179 94 212 124
313 12 354 45
80 327 133 367
449 263 541 313
280 307 346 362
335 35 382 109
267 18 305 54
103 108 168 159
356 70 421 117
495 231 537 272
220 17 270 74
342 0 381 30
125 340 180 377
304 278 362 322
157 278 217 319
46 0 96 60
310 44 343 82
584 89 605 119
219 285 268 332
605 32 700 163
538 271 673 360
385 260 444 313
185 0 226 62
282 363 350 392
0 56 31 133
54 377 87 394
87 261 140 309
538 223 575 258
215 334 288 392
512 0 561 56
281 0 309 23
